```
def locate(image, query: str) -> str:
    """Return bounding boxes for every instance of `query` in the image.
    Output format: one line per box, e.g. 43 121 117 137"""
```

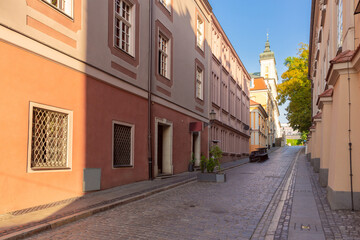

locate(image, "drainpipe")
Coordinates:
148 0 154 180
347 62 354 211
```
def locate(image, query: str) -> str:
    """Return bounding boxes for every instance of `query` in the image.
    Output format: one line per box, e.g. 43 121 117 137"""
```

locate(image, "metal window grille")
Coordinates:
31 107 68 169
115 0 131 53
159 34 168 77
113 124 132 167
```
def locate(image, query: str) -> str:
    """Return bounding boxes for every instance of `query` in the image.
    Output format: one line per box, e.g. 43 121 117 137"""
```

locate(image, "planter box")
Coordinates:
197 172 226 182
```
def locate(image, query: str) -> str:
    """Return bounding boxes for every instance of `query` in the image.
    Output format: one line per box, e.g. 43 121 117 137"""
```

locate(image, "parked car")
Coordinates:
249 147 269 162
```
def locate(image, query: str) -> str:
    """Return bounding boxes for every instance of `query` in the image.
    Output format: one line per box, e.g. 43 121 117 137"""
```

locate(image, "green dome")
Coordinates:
260 39 275 60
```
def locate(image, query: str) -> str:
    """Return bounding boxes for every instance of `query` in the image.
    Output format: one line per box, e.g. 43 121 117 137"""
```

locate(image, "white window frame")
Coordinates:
27 102 73 173
197 15 204 50
43 0 73 18
337 0 343 48
196 67 203 100
114 0 134 55
160 0 171 12
112 121 134 168
159 33 169 78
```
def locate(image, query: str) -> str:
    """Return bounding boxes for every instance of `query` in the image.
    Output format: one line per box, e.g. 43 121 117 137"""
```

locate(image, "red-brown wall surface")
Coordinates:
152 104 208 174
0 41 149 213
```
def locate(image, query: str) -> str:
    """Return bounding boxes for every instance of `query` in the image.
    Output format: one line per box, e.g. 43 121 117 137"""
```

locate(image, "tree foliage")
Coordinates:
278 43 311 134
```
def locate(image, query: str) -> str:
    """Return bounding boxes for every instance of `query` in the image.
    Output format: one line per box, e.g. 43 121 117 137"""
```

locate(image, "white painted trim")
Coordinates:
111 120 135 168
154 118 173 176
27 102 73 173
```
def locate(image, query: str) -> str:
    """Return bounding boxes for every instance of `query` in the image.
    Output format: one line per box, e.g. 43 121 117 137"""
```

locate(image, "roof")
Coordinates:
250 77 267 91
250 100 268 118
250 72 260 78
260 39 275 61
250 100 261 106
330 50 355 64
319 88 333 98
313 112 322 120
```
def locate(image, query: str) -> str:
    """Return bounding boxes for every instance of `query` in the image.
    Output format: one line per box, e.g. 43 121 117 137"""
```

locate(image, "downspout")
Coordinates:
148 0 154 180
347 62 354 211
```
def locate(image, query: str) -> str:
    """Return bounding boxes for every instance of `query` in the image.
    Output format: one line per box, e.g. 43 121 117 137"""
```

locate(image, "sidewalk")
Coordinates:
1 149 278 240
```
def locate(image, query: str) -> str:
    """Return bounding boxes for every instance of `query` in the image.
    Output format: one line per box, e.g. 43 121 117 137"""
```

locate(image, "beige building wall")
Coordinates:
309 0 360 209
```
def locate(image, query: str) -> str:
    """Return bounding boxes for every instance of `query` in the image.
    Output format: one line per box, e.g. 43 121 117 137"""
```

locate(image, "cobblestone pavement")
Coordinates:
308 159 360 240
28 147 300 240
274 149 360 240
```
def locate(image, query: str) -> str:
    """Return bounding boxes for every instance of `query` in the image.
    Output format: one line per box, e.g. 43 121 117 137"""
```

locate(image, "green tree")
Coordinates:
278 43 311 135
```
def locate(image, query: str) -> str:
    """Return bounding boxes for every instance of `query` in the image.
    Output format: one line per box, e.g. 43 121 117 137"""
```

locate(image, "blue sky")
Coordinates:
208 0 311 123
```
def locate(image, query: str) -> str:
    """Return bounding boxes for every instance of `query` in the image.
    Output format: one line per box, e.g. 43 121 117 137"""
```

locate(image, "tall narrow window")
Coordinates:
196 67 203 100
337 0 343 48
197 16 204 50
43 0 73 17
160 0 171 11
159 34 168 78
115 0 132 54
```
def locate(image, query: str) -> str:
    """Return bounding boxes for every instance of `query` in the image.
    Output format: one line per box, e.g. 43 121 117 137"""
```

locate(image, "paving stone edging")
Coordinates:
250 147 299 239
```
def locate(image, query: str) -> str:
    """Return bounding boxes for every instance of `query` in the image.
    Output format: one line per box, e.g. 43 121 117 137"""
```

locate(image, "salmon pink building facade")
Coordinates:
0 0 249 214
209 16 251 162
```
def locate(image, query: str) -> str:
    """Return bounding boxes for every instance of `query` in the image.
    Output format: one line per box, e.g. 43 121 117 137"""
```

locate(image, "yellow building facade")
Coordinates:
250 100 268 152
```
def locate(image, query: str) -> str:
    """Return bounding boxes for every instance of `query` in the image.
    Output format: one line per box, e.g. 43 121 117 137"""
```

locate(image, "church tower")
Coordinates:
259 35 281 139
260 34 278 83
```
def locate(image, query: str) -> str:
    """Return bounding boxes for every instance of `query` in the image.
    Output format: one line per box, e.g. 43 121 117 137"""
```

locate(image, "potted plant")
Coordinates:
188 153 195 172
197 145 226 182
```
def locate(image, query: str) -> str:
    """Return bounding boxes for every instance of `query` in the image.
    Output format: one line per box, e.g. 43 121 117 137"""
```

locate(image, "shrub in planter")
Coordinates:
200 155 207 173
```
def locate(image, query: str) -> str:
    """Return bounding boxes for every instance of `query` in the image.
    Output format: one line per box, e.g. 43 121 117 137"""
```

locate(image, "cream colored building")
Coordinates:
250 76 276 148
250 100 268 152
308 0 360 210
250 38 281 148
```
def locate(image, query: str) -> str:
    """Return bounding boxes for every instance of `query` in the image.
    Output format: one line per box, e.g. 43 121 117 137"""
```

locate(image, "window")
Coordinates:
160 0 171 11
337 0 343 48
159 34 168 78
115 0 132 54
197 16 204 50
113 122 134 167
28 103 73 171
43 0 73 17
196 67 203 100
250 79 254 88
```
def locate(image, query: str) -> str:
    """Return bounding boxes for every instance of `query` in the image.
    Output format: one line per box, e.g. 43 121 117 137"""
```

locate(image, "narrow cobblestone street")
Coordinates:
27 147 298 240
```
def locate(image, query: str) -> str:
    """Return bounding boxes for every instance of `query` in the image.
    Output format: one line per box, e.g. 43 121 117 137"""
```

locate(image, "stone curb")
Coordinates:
1 161 250 240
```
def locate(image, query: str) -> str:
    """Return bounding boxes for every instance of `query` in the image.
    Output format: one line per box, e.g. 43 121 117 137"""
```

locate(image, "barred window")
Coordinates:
115 0 132 54
29 103 72 171
158 34 168 78
113 122 134 167
43 0 73 17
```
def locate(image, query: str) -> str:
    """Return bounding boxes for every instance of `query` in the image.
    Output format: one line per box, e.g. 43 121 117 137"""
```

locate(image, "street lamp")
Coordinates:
209 109 216 121
204 109 216 128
